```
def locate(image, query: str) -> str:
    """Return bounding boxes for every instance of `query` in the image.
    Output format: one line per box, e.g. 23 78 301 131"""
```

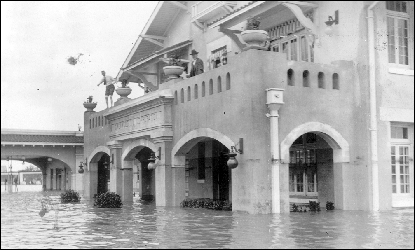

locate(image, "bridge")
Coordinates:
1 129 84 192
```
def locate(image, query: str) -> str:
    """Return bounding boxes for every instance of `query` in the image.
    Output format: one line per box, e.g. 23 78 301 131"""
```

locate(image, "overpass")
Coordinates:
1 129 84 191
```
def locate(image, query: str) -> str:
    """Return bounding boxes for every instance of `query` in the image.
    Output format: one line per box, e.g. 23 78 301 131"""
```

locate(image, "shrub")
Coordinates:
309 201 321 212
180 198 231 211
291 203 299 212
60 189 81 203
94 192 122 208
326 201 335 210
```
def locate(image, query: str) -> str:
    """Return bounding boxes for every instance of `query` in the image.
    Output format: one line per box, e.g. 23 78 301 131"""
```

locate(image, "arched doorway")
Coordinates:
288 132 334 208
181 138 231 201
134 147 155 201
97 154 111 194
86 146 111 199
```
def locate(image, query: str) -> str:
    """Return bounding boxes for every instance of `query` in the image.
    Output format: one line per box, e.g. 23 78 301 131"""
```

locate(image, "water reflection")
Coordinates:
1 192 414 249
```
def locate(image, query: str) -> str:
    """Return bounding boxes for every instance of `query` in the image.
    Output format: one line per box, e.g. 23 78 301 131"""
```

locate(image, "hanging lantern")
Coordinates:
147 152 157 170
78 163 84 174
227 150 238 169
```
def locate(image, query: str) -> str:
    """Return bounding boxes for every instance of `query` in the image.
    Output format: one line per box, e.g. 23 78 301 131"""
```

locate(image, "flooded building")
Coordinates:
1 129 84 191
81 1 414 213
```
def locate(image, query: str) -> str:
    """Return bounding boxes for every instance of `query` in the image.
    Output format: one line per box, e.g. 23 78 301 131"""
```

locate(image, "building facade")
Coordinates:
82 1 414 213
1 129 84 192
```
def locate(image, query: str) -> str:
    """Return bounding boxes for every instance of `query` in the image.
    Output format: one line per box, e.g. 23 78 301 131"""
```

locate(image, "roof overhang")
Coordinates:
209 1 318 32
116 1 190 81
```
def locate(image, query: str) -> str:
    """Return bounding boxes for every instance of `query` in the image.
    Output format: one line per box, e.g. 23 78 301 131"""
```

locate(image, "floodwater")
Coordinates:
1 191 414 249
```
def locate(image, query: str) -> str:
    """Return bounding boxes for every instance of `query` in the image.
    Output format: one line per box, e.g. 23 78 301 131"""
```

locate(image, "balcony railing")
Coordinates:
191 1 237 22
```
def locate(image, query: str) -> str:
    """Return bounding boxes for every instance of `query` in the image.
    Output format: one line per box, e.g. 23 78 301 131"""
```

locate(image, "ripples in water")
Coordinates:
1 192 414 249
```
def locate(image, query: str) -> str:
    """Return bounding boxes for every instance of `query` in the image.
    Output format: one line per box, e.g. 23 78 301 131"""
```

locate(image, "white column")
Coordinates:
266 88 284 214
62 168 66 191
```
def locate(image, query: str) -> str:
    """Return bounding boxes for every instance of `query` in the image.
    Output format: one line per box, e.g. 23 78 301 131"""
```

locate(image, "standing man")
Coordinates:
97 70 117 109
188 49 204 77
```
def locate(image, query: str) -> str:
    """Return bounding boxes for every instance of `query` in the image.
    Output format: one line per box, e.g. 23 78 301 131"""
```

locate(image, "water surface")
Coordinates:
1 191 413 249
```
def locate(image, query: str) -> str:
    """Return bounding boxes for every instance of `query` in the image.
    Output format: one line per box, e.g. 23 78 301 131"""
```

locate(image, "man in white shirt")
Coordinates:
97 70 117 108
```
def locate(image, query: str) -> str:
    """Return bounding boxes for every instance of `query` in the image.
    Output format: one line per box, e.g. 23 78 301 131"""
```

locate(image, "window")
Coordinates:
194 84 198 99
391 145 410 193
333 73 339 89
391 126 408 139
226 73 230 90
181 88 184 103
209 79 213 95
287 69 295 86
174 91 178 105
303 70 310 87
318 72 325 89
209 46 227 69
217 76 222 93
270 30 314 62
289 133 318 196
187 86 191 101
202 81 206 97
387 1 410 66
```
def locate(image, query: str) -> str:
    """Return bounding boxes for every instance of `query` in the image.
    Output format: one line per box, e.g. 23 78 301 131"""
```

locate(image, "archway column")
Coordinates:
40 164 47 191
171 155 186 206
108 140 123 196
121 160 134 202
154 139 173 206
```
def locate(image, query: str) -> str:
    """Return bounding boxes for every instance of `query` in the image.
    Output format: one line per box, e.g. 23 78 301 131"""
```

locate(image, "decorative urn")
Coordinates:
163 66 184 79
83 102 97 111
115 87 132 98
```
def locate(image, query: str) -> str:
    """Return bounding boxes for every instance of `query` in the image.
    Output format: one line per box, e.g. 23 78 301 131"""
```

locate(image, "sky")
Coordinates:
1 1 159 131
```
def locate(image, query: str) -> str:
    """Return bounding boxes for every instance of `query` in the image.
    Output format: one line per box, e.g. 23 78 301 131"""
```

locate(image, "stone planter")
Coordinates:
83 102 97 111
115 87 132 98
163 66 184 79
241 30 269 50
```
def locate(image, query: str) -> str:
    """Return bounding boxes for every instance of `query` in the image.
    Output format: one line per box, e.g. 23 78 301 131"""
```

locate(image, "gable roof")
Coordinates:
117 1 189 80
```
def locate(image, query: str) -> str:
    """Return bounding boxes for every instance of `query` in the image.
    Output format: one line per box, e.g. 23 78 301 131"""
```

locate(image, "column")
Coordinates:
172 155 186 206
41 165 47 191
62 167 66 191
121 160 133 202
107 141 123 196
154 140 173 206
266 88 285 213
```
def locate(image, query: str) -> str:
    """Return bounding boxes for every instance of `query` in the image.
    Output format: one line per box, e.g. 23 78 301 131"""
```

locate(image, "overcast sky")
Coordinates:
1 1 158 131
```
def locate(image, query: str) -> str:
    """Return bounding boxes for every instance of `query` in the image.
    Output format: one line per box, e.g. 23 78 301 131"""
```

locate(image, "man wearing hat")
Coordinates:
188 49 204 77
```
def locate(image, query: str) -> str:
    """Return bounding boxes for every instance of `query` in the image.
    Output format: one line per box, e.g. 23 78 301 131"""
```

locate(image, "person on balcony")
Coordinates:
188 49 204 77
97 70 117 109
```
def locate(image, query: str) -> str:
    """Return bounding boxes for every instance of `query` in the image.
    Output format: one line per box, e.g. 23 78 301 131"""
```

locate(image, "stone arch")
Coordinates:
280 122 350 163
171 128 236 206
172 128 236 158
88 145 110 164
122 138 158 162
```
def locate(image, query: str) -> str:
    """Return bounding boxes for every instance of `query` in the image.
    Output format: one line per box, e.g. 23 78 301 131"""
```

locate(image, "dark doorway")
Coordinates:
135 147 155 201
56 169 62 190
97 154 111 194
212 140 230 201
